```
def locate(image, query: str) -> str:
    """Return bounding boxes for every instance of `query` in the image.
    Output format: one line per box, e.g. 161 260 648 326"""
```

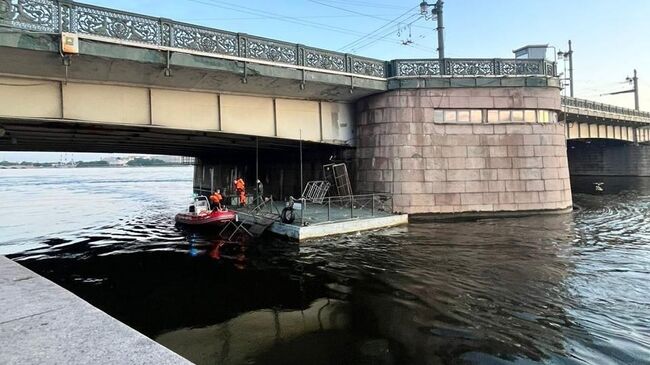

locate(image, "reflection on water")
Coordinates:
3 169 650 364
157 298 351 365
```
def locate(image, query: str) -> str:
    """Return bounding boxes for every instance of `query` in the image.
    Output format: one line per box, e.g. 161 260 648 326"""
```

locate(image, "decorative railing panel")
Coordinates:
1 0 58 32
243 36 297 64
562 97 650 119
447 59 496 76
172 23 237 55
349 56 387 78
393 59 441 76
302 47 346 72
73 4 160 45
498 59 543 75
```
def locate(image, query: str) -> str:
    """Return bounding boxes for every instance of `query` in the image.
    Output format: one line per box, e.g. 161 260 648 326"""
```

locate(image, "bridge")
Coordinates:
1 0 649 216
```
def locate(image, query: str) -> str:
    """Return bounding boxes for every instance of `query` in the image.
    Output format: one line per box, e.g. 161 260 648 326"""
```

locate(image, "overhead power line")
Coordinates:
337 6 420 51
319 0 406 10
308 0 430 30
342 13 423 52
179 14 397 21
185 0 410 49
182 0 436 55
346 17 418 52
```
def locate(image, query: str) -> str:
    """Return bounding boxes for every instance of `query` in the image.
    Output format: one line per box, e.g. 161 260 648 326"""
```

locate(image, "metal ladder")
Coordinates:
323 163 352 197
219 197 280 240
301 181 330 203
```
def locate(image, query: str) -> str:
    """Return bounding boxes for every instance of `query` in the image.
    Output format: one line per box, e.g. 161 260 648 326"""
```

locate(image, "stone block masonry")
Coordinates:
356 88 573 216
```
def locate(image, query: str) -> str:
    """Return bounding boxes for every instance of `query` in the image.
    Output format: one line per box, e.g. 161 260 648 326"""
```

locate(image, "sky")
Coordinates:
2 0 649 162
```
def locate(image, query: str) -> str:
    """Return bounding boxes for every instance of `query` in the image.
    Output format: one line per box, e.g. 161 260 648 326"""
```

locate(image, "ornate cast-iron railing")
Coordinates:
562 97 650 119
1 0 557 79
391 58 556 77
0 0 386 77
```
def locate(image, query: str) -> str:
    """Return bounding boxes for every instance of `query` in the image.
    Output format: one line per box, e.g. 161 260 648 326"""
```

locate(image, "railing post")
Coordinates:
344 53 351 74
159 17 173 47
327 197 331 221
56 0 75 33
0 1 9 22
349 195 353 218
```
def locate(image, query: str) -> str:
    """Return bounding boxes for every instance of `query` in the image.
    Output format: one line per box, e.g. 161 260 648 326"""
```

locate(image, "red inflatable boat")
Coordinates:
175 196 237 226
175 209 237 226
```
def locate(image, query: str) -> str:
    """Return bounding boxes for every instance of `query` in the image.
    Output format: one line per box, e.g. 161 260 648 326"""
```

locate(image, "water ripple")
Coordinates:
4 170 650 364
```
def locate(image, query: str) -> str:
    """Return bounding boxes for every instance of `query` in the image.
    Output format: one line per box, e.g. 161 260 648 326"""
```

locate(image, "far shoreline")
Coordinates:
0 165 192 170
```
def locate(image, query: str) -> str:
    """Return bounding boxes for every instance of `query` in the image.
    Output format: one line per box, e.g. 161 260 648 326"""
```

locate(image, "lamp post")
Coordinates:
419 1 444 62
601 69 640 111
630 69 640 111
557 40 574 97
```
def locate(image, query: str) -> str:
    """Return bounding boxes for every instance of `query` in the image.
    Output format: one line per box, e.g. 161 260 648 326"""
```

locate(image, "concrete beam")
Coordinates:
0 75 355 147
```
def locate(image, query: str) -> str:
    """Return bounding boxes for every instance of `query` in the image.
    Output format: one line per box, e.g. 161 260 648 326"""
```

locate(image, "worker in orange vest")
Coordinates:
234 177 246 206
209 189 223 210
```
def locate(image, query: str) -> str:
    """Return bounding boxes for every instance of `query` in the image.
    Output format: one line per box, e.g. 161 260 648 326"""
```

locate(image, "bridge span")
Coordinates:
2 0 649 217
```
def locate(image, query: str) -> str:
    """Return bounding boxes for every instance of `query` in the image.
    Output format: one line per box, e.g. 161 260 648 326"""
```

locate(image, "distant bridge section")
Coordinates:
562 97 650 143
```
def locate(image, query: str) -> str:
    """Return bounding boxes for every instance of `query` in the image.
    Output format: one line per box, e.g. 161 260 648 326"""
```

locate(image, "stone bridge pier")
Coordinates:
356 86 573 216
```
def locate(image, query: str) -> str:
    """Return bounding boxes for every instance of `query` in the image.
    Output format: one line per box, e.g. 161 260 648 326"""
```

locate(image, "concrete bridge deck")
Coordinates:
0 255 189 364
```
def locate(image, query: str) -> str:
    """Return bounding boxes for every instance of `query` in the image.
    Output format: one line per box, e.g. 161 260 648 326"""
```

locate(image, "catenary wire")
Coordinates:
186 0 413 49
338 7 420 51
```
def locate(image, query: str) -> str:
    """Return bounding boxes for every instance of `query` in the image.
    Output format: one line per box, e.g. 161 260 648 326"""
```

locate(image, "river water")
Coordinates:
1 167 649 364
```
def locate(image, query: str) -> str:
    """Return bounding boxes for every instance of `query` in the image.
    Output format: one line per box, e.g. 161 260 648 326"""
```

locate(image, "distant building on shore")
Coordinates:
101 156 131 167
100 155 190 166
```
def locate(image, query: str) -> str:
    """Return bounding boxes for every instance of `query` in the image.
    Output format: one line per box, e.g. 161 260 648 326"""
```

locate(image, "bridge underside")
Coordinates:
0 117 341 158
567 139 650 178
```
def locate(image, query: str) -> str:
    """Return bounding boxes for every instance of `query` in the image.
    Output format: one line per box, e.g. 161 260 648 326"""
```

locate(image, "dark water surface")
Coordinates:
2 168 649 364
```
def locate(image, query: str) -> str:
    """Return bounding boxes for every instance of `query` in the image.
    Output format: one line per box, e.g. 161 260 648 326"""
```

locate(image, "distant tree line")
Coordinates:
1 161 56 167
76 160 109 167
126 158 169 166
1 158 184 168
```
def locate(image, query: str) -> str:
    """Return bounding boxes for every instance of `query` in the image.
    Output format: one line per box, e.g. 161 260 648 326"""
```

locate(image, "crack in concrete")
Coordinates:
0 307 64 326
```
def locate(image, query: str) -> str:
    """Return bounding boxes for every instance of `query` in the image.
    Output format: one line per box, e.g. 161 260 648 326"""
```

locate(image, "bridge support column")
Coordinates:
356 87 573 216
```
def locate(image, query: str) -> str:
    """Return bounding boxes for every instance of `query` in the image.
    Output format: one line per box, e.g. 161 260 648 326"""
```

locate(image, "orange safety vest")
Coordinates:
235 179 245 191
210 192 222 203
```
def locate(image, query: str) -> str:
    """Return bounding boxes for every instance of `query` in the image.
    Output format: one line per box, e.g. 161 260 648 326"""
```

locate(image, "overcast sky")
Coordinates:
2 0 648 162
